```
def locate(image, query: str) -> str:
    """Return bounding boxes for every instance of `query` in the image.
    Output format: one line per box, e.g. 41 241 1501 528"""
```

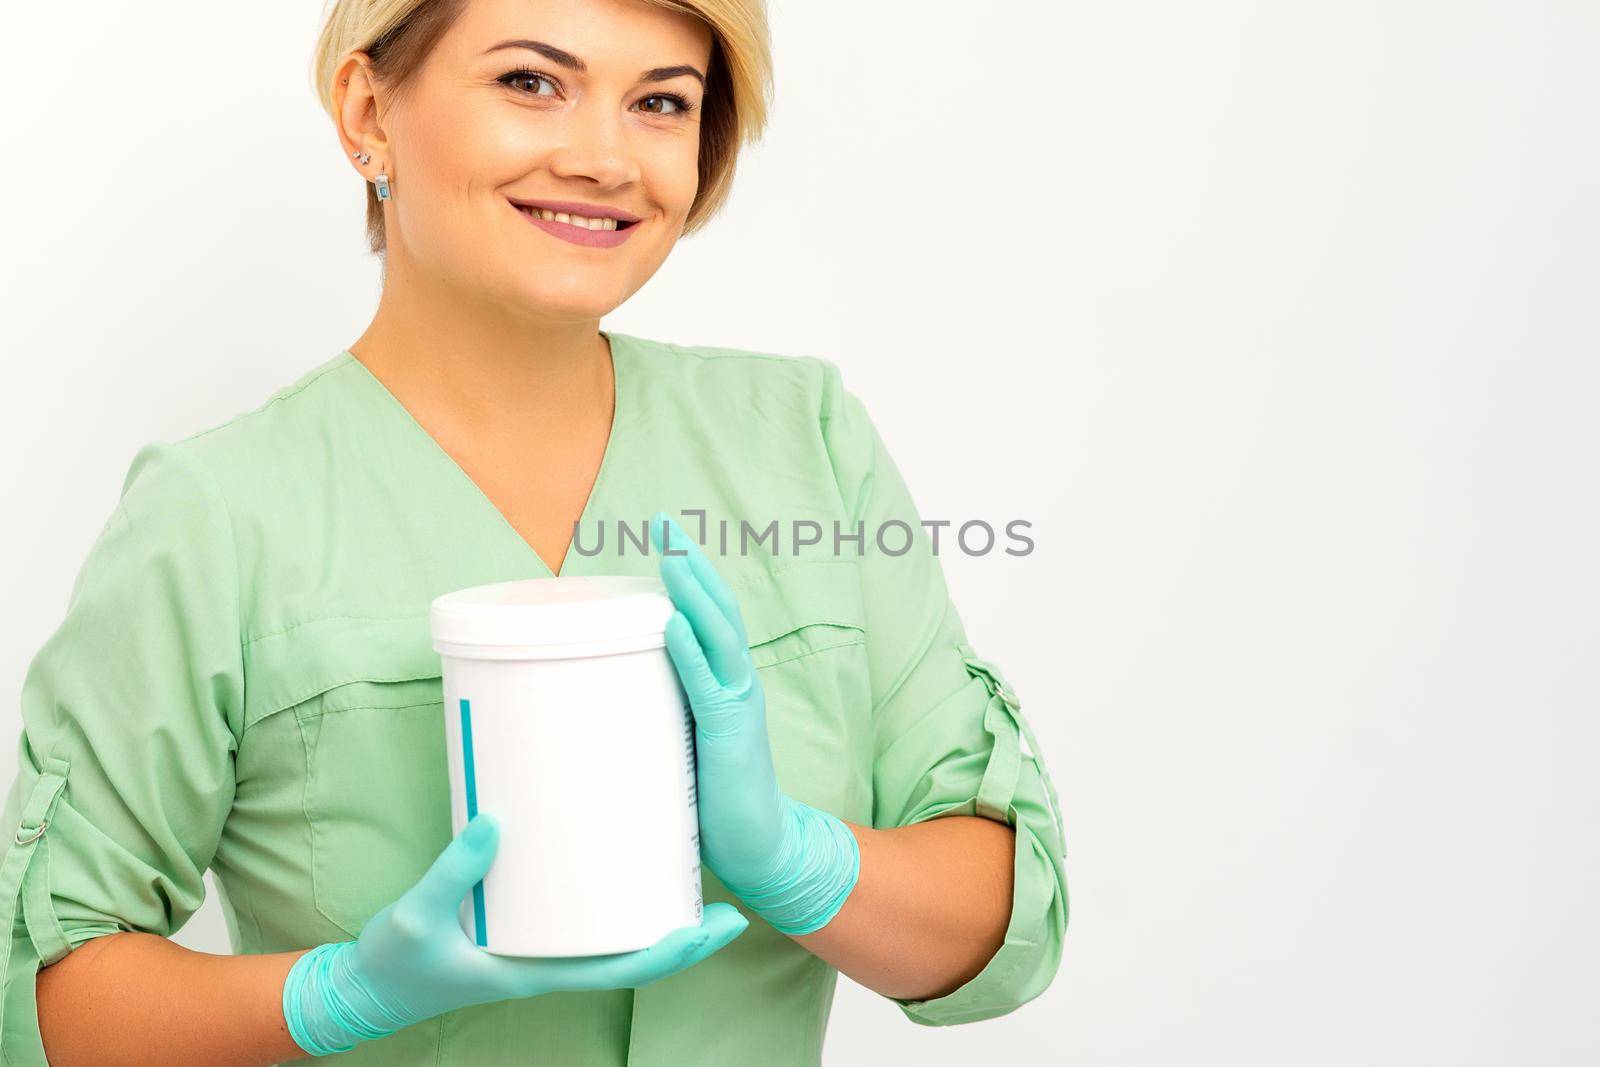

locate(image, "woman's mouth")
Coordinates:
510 199 640 249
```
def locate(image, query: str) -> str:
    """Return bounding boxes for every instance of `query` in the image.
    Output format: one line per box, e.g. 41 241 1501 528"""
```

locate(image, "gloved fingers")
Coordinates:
497 902 749 996
649 512 750 673
650 513 751 691
664 612 751 742
404 812 500 918
663 610 720 696
648 510 751 649
593 901 748 989
648 510 696 571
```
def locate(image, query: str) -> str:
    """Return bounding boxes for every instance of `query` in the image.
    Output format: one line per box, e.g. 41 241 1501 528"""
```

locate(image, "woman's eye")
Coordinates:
500 70 558 97
638 95 682 116
638 94 696 118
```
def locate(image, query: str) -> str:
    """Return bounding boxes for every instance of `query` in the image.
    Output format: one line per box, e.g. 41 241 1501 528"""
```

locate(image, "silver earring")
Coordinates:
351 150 371 165
375 173 392 201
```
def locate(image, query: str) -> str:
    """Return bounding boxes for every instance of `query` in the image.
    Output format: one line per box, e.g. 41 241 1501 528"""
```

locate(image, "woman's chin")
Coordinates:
507 286 626 323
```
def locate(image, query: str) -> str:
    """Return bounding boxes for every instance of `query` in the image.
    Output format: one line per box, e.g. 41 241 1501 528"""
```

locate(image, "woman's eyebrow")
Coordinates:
482 38 707 90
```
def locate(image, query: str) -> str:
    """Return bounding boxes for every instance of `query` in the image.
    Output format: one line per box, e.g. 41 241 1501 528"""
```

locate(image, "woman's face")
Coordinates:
354 0 712 321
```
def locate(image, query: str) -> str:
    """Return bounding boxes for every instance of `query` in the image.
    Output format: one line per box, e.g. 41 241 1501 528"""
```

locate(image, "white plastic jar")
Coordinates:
429 575 703 957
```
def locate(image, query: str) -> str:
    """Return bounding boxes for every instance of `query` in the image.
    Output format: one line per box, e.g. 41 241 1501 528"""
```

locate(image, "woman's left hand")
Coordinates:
647 511 860 935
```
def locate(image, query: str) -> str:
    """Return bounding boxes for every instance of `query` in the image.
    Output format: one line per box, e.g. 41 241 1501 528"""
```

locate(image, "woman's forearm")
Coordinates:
793 815 1015 1001
33 820 1010 1061
37 931 308 1066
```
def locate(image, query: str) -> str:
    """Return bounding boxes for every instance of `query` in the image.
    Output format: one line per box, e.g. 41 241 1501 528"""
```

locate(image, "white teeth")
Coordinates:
520 206 620 231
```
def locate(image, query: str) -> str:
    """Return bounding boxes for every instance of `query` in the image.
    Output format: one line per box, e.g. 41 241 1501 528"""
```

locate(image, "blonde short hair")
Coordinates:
309 0 773 256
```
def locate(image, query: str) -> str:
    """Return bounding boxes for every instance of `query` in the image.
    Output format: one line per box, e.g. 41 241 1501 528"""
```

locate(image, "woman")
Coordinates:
0 0 1067 1062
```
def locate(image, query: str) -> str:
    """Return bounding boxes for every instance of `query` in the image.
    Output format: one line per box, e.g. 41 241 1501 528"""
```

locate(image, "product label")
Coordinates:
682 701 698 808
683 697 702 918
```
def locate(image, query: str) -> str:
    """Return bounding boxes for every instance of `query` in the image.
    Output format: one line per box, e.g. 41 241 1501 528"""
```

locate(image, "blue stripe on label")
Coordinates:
460 697 487 947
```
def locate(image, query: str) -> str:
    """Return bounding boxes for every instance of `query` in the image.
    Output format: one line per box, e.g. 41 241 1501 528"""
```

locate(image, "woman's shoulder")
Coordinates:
626 330 824 367
106 351 366 540
148 349 377 483
173 349 361 455
621 331 849 420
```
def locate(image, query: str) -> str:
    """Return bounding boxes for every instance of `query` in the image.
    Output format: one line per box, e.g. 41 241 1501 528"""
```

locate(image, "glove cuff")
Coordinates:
731 800 861 935
283 941 407 1056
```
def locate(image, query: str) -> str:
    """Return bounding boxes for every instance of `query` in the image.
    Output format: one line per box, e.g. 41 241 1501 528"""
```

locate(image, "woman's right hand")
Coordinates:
282 812 748 1056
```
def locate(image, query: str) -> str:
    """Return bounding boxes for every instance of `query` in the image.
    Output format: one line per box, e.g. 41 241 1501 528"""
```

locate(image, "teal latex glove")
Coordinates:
648 511 861 935
282 812 748 1056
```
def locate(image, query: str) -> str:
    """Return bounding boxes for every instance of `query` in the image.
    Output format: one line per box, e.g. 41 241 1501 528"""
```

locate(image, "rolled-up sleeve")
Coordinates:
0 441 243 1063
817 358 1068 1026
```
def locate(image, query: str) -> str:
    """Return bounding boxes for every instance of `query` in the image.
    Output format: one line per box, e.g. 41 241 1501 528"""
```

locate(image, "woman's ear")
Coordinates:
335 53 391 177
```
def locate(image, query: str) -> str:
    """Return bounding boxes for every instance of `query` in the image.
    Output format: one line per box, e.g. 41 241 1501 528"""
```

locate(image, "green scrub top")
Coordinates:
0 331 1067 1065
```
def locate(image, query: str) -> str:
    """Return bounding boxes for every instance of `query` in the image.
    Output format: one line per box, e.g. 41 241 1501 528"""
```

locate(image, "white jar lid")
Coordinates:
430 575 676 659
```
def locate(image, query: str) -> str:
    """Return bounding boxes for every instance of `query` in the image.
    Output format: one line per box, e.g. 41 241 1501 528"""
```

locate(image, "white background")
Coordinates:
3 1 1596 1063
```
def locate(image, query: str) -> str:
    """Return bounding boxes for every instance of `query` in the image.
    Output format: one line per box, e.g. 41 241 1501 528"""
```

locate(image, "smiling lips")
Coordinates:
511 199 640 248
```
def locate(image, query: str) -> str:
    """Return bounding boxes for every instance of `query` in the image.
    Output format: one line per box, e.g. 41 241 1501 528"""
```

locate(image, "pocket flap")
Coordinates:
725 559 865 648
242 614 442 729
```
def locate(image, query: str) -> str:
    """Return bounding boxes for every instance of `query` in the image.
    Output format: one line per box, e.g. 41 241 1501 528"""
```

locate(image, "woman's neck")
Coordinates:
348 256 615 444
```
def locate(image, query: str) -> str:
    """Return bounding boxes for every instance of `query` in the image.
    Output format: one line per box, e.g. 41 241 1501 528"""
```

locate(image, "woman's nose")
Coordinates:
545 106 640 187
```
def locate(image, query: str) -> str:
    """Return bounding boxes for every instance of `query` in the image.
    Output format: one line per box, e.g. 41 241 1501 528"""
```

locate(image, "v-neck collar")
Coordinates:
336 329 633 580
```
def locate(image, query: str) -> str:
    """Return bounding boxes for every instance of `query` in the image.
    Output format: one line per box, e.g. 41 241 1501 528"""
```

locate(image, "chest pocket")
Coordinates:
725 558 872 824
245 614 450 939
